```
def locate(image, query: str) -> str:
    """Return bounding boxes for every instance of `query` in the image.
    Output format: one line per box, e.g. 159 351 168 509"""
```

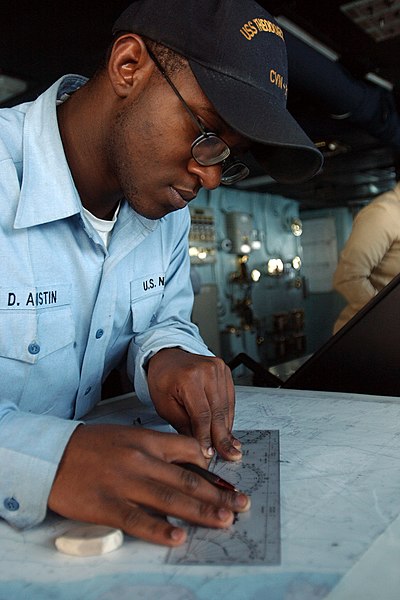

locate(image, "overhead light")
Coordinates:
341 0 400 42
0 74 27 103
365 72 393 91
276 16 340 61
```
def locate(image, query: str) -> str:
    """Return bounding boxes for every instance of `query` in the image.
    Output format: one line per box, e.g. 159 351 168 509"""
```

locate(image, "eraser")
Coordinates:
55 524 123 556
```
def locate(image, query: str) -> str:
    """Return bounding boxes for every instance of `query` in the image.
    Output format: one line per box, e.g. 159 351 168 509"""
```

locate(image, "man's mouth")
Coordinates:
168 186 197 209
174 187 197 202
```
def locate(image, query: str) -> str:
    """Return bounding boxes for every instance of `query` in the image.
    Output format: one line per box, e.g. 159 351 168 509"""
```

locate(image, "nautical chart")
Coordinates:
166 430 280 566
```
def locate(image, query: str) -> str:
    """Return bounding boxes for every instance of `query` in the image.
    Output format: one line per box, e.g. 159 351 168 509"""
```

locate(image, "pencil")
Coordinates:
178 462 239 492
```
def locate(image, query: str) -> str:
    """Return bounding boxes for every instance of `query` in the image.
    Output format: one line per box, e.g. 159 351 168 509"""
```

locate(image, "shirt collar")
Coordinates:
14 75 88 229
14 74 161 234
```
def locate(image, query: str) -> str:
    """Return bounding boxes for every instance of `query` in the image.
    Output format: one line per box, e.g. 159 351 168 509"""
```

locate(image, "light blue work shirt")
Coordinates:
0 75 211 529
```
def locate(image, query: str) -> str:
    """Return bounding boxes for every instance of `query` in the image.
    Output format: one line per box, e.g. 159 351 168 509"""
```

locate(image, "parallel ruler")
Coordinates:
166 430 280 566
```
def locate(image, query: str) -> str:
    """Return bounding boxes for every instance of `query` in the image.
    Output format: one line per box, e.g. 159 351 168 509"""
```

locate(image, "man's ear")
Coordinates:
108 34 154 98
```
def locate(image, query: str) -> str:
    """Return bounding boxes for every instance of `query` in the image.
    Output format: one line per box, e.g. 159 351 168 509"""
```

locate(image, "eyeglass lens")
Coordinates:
221 160 250 184
192 135 249 184
192 134 230 166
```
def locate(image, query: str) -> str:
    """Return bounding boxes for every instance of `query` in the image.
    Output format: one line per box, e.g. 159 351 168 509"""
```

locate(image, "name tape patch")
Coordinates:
0 284 71 310
130 272 166 303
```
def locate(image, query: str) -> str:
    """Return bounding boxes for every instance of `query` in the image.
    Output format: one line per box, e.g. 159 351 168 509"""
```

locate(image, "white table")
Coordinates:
1 386 400 600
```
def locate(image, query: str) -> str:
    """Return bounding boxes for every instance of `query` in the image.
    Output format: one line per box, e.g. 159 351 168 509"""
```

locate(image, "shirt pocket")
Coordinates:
0 286 75 364
130 273 165 334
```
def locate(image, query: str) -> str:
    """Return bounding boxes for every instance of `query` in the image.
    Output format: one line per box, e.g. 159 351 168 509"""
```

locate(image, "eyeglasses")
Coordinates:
146 47 249 185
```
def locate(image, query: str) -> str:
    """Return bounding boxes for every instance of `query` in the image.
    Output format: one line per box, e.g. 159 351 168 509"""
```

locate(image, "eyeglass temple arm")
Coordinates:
145 46 208 136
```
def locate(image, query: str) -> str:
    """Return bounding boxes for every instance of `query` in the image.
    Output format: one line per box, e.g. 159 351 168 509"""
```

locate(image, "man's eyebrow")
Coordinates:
199 105 250 152
198 105 241 138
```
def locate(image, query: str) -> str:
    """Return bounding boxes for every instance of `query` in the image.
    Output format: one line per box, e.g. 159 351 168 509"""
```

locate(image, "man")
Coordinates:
0 0 322 546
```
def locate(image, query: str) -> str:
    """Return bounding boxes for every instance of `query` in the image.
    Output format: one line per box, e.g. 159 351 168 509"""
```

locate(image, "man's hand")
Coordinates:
48 424 250 547
147 348 242 461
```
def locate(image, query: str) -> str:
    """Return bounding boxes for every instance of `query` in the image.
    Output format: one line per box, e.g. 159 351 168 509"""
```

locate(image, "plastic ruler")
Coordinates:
166 430 280 565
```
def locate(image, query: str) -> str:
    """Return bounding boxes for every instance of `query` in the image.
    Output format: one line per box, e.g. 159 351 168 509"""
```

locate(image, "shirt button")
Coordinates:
28 342 40 355
4 497 19 511
84 387 92 395
95 329 104 339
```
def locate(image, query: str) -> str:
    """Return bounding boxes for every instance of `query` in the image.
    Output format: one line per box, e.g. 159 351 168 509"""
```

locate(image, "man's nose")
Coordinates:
188 160 222 190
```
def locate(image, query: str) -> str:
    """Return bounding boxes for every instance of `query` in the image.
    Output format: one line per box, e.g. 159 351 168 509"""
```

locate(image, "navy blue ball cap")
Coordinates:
113 0 323 184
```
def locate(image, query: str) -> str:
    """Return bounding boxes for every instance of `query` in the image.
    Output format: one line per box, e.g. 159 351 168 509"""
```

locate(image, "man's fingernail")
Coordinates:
235 494 251 510
229 446 242 459
217 508 233 522
232 438 242 450
204 446 214 458
170 527 186 542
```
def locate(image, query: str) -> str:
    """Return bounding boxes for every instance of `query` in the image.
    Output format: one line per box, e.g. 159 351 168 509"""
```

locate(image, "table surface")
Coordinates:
2 386 400 600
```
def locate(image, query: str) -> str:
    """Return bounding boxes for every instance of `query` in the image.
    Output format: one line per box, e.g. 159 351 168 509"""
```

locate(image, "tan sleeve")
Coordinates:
333 197 399 311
